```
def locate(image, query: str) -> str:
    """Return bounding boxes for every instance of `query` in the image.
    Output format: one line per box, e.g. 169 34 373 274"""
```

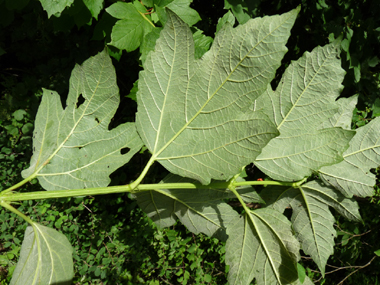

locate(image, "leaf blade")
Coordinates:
22 50 143 190
137 8 299 184
225 208 300 285
10 224 73 285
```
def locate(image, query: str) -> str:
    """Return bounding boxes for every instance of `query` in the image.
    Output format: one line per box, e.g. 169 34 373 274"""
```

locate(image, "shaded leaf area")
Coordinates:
225 208 300 285
22 51 143 190
38 0 74 18
319 117 380 197
255 42 354 181
261 180 361 274
137 8 299 184
134 174 262 241
10 224 73 285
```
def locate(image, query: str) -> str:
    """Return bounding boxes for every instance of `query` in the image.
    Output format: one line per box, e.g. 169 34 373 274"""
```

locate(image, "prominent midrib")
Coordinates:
277 49 335 131
35 64 103 176
152 13 294 160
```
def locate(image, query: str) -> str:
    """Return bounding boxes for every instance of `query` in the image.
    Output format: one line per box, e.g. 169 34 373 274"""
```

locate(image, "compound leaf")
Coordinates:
319 117 380 197
22 50 143 190
10 224 73 285
225 208 300 285
261 180 361 274
136 8 299 184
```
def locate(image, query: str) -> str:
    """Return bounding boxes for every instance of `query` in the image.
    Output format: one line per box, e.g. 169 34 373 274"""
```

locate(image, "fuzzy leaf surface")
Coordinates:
261 180 361 274
320 95 358 130
255 42 345 136
136 8 299 184
134 173 261 241
254 42 354 181
225 208 300 285
319 117 380 197
10 224 73 285
255 128 354 181
22 51 143 190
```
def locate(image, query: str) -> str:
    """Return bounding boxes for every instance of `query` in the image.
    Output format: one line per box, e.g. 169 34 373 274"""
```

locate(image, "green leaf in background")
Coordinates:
83 0 103 20
261 181 361 274
21 50 143 190
224 0 251 24
38 0 74 18
140 27 163 64
216 10 236 34
225 208 300 285
254 41 355 181
297 263 306 283
319 117 380 197
10 224 73 285
136 8 299 184
192 28 213 59
375 249 380 257
106 1 154 52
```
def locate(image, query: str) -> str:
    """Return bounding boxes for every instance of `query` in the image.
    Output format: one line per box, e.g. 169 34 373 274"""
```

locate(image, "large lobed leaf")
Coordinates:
10 224 73 285
254 42 355 181
319 117 380 197
261 180 361 274
136 8 300 184
22 50 143 190
225 208 300 285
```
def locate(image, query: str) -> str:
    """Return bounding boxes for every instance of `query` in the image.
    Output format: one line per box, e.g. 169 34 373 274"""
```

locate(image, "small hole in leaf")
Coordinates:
107 165 110 168
121 147 130 155
95 117 100 123
78 146 82 150
76 94 85 108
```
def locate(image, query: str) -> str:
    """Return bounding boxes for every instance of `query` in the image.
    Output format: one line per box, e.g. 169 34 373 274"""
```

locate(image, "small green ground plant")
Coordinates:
1 4 380 285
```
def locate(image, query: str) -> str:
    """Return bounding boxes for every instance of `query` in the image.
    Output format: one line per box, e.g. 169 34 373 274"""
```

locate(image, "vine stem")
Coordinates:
0 176 307 203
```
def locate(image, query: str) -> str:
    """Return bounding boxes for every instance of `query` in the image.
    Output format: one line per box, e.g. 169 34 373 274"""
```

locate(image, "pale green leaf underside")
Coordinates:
137 8 299 184
255 42 345 136
10 224 73 285
255 128 355 181
226 208 300 285
134 173 258 241
320 95 358 130
261 181 361 274
22 51 143 190
253 42 353 182
319 117 380 197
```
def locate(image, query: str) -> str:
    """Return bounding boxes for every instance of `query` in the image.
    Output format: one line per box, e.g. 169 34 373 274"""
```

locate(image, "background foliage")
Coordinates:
1 0 380 284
